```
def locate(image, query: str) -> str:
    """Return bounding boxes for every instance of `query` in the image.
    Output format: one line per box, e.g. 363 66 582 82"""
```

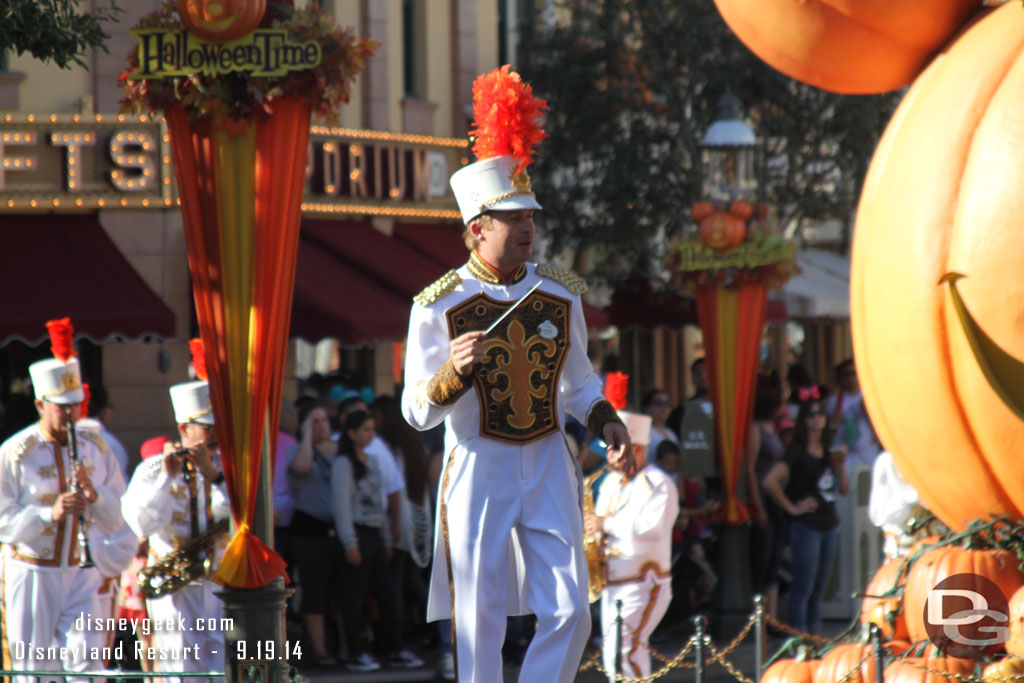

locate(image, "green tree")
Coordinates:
519 0 901 288
0 0 120 69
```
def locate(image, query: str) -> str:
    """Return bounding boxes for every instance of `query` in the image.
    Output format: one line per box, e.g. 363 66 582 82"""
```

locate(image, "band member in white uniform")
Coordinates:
587 412 678 681
122 374 229 679
402 66 632 683
0 323 127 680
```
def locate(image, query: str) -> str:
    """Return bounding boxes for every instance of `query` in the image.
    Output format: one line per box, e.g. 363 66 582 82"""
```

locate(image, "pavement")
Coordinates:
293 618 851 683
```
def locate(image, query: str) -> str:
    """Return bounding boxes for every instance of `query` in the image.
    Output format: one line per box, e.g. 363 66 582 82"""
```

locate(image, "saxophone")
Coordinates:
138 518 229 598
583 465 610 603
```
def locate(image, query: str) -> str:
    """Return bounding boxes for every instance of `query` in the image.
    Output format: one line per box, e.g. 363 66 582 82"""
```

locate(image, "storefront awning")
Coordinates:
611 276 788 329
0 214 176 346
781 248 850 320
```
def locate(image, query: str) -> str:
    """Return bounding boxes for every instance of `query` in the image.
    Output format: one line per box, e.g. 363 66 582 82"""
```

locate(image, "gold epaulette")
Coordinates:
78 430 109 454
11 434 39 461
413 270 462 306
536 264 588 295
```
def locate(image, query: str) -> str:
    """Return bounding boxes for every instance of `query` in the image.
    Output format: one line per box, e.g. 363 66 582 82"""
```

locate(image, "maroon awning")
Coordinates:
609 276 788 329
0 214 176 345
392 222 467 269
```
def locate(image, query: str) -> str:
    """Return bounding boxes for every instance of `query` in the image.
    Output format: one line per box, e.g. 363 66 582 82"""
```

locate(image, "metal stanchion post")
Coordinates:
870 624 884 683
754 594 765 683
694 614 708 683
615 599 624 682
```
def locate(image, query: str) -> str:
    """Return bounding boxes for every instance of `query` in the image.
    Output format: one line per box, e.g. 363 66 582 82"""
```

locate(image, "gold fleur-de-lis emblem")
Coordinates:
484 320 557 430
170 485 187 500
37 465 57 479
39 493 58 506
61 372 80 391
511 169 532 193
171 511 188 526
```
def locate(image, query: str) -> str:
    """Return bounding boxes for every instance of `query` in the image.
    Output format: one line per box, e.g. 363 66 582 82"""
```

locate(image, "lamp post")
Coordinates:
699 92 760 638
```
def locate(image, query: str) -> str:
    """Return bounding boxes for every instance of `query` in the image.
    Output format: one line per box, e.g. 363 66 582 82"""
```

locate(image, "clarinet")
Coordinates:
65 422 95 568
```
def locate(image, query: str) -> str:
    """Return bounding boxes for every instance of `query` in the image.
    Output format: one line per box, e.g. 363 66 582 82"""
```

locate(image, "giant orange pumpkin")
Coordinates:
1006 586 1024 657
177 0 267 42
813 644 881 683
903 546 1024 646
851 1 1024 530
712 0 980 94
763 658 818 683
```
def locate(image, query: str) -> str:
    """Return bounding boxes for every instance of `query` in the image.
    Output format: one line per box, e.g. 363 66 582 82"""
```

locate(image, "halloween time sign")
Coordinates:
129 29 322 78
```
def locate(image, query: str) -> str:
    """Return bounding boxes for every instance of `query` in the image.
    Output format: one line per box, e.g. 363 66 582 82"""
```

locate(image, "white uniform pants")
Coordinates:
441 444 590 683
601 578 672 682
147 577 225 681
2 558 102 681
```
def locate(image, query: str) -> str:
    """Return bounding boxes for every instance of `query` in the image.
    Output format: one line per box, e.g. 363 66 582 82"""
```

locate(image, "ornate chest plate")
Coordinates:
446 289 572 444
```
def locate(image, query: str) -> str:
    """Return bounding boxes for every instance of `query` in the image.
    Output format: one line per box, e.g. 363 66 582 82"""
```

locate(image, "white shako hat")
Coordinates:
170 380 214 426
451 65 548 224
617 410 652 447
30 317 84 405
30 357 85 405
451 155 542 224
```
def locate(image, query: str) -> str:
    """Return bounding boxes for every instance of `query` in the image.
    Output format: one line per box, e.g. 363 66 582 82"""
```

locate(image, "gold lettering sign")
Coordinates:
676 240 793 272
129 29 322 79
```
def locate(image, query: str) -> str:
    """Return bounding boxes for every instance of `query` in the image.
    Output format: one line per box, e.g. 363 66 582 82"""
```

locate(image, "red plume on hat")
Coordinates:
188 338 208 382
604 371 630 411
81 383 91 418
45 317 76 362
470 65 548 176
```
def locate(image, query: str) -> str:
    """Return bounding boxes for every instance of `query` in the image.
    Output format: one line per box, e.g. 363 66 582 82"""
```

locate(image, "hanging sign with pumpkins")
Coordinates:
672 198 797 290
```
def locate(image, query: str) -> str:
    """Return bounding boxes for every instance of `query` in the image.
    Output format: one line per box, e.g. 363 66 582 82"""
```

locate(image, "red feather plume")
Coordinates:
604 371 630 411
81 383 91 418
189 338 208 382
45 317 76 362
470 65 548 175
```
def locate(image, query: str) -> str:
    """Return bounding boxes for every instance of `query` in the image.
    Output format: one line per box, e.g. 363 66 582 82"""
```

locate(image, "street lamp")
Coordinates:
702 92 759 202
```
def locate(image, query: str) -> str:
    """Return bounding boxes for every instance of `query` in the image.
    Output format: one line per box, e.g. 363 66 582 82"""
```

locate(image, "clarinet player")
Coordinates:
0 319 127 680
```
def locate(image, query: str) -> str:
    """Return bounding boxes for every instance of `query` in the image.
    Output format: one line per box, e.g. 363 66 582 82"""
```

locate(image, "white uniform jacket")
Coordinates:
595 464 679 584
121 454 230 562
402 257 616 622
0 423 126 566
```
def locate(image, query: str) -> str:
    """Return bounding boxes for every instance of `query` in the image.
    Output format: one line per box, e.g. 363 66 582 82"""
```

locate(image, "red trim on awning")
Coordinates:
0 214 176 345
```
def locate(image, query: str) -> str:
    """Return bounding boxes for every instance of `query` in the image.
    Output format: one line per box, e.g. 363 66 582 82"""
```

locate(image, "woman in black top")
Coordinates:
761 398 849 634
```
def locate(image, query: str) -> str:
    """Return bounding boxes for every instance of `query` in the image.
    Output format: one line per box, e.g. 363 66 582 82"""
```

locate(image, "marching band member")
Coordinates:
401 66 632 682
0 319 126 679
121 340 228 679
587 411 678 682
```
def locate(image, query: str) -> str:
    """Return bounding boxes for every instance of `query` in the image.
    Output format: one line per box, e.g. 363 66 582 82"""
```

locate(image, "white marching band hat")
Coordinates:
29 356 85 405
450 155 542 224
170 380 215 426
617 410 652 447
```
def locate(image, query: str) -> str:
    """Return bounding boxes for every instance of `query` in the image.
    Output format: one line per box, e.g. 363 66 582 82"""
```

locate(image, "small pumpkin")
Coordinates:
692 201 715 222
711 0 980 94
984 656 1024 682
813 644 880 683
884 654 974 683
852 2 1024 530
763 658 819 683
699 212 746 251
1006 586 1024 657
861 558 909 641
903 545 1024 647
177 0 267 42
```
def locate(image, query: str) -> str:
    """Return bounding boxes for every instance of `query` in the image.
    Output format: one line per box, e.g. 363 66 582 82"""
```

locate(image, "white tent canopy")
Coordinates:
778 248 851 320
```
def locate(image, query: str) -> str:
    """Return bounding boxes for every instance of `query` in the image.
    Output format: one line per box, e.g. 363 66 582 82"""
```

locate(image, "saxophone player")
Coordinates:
585 411 678 682
121 358 229 680
0 319 126 680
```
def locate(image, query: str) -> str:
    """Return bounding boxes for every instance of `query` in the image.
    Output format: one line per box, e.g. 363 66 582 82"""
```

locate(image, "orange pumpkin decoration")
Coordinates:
903 546 1024 646
729 199 755 222
1006 587 1024 657
712 0 980 94
692 201 715 222
984 656 1024 682
861 559 909 641
763 658 819 683
851 2 1024 530
699 212 746 250
884 654 974 683
177 0 267 42
813 644 881 683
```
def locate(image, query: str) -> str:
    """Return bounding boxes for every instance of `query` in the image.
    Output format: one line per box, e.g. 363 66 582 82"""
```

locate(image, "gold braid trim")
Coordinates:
413 270 462 306
478 189 536 214
536 263 588 295
426 359 473 406
586 399 623 437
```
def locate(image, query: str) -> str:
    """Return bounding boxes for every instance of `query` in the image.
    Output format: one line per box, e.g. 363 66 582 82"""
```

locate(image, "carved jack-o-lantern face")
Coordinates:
699 212 746 251
177 0 267 42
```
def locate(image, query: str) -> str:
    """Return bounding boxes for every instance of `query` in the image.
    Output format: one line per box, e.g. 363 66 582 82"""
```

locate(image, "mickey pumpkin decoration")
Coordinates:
177 0 267 43
692 199 756 251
